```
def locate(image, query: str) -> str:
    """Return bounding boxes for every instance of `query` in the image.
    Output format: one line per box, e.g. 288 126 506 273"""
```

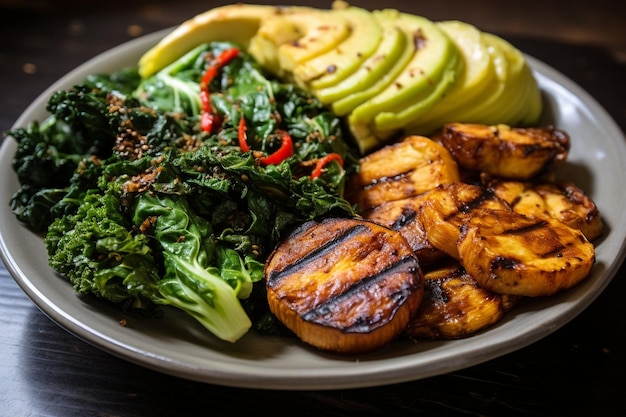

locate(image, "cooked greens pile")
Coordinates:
7 42 358 342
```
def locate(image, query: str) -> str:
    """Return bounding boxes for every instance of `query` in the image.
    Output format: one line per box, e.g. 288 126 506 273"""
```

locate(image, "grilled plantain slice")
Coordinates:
405 259 520 340
457 208 595 297
265 217 424 354
344 135 460 212
362 194 446 265
439 123 570 180
484 178 604 241
417 182 512 259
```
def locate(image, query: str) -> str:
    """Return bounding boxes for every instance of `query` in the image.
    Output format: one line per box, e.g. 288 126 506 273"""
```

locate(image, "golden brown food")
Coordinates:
265 217 424 354
345 135 460 211
484 178 604 241
416 182 511 258
439 123 570 180
405 259 520 339
362 194 446 265
457 208 595 297
264 118 601 351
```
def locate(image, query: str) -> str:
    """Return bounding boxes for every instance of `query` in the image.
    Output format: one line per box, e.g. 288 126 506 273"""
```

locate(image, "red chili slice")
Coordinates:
238 116 250 152
260 130 294 165
199 47 240 133
309 153 344 179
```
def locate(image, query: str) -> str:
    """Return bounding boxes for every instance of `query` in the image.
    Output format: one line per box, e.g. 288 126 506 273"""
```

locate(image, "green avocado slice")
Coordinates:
404 20 499 135
454 31 509 123
346 10 461 151
292 5 383 89
480 33 542 126
329 12 417 117
371 49 460 132
248 6 351 75
443 32 529 126
312 13 408 107
349 11 460 125
138 4 280 77
474 33 530 124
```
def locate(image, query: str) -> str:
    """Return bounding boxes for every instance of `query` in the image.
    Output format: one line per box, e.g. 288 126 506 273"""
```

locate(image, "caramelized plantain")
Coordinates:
362 194 446 265
345 135 460 211
457 208 595 297
484 178 604 241
439 123 570 180
416 182 511 258
265 217 424 354
405 259 520 339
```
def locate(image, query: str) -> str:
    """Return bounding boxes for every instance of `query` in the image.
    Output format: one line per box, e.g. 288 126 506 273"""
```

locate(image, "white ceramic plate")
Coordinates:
1 29 625 390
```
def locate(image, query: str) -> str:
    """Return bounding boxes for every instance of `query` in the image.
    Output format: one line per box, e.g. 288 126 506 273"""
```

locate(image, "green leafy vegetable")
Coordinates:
132 192 264 342
7 41 359 342
45 187 159 305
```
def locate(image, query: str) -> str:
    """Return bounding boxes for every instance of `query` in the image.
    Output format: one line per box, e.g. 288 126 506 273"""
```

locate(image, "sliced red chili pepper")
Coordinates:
200 67 217 91
309 153 344 179
199 47 240 133
199 90 213 132
238 116 250 152
199 88 211 112
200 75 216 133
200 112 214 133
214 47 240 67
260 130 294 165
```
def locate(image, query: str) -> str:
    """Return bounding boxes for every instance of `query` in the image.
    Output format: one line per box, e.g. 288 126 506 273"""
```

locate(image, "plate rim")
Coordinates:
1 28 626 390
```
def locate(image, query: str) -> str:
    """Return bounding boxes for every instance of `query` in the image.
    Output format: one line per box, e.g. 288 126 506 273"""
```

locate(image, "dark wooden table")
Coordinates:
1 1 625 416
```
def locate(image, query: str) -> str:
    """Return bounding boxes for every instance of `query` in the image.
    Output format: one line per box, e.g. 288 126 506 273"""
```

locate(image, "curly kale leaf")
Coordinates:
45 189 158 306
45 184 265 343
8 72 198 231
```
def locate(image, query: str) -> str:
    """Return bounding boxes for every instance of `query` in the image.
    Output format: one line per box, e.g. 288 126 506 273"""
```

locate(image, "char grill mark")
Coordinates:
456 188 496 214
266 223 369 286
498 217 569 258
499 217 548 235
390 207 418 230
301 255 421 332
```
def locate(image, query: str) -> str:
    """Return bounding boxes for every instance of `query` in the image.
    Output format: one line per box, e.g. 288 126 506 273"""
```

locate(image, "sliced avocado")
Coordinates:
293 5 383 89
448 33 532 126
346 11 460 152
481 33 543 125
372 50 460 131
404 20 499 135
350 11 460 126
428 31 510 126
138 4 279 77
494 65 535 126
249 6 350 74
478 33 530 124
437 21 495 105
313 13 407 106
329 10 418 117
408 31 541 129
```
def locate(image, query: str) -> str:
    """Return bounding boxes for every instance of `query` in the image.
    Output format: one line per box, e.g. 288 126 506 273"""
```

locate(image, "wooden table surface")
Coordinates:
1 1 625 416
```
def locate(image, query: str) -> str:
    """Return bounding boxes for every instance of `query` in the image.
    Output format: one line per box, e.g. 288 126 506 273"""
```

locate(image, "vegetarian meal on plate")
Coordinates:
5 1 602 354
